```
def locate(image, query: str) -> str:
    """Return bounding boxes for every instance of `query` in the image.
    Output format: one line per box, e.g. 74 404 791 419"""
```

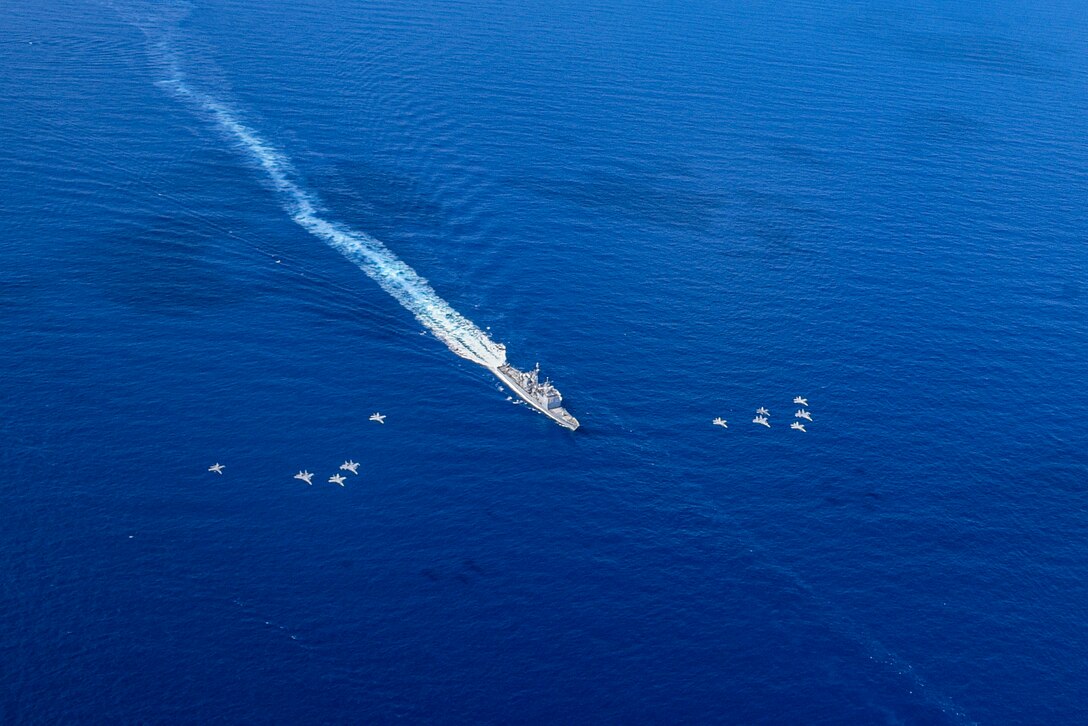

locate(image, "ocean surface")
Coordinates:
2 0 1087 722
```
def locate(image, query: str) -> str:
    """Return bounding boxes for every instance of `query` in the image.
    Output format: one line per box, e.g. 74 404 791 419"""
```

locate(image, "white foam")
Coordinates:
159 72 507 369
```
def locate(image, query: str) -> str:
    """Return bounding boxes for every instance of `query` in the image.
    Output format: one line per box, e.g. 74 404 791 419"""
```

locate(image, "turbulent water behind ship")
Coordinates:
135 14 508 371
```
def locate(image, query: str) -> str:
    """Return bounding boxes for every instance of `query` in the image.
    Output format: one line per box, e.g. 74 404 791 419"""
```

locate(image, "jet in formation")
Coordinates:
793 396 808 407
208 463 225 475
753 415 771 428
369 413 386 424
791 421 807 432
756 407 770 417
795 409 813 422
328 474 346 487
340 460 360 475
712 417 728 428
294 471 313 485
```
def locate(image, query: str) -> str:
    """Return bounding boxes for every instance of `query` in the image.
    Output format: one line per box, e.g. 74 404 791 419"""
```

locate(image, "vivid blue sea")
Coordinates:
2 0 1087 722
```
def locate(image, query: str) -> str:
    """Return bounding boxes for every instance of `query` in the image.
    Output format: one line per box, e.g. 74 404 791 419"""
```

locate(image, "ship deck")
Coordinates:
489 364 579 430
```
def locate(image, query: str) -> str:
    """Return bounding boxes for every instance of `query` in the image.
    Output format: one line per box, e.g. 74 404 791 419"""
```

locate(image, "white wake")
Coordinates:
159 71 508 369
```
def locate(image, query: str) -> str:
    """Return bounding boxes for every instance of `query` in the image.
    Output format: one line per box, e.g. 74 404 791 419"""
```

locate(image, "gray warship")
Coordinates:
489 361 580 430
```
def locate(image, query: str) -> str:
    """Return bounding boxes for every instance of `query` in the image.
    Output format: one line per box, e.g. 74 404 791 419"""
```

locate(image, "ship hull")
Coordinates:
488 364 580 430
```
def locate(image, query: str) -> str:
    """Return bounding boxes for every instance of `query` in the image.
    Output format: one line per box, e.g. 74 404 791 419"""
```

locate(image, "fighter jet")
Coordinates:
712 417 728 428
294 471 314 485
756 407 770 417
795 409 813 421
328 474 346 487
790 421 807 432
340 461 360 475
369 413 386 424
793 396 808 407
208 463 225 475
753 415 771 428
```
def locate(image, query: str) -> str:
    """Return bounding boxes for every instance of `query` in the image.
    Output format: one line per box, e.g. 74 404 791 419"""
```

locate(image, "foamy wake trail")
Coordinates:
159 72 507 369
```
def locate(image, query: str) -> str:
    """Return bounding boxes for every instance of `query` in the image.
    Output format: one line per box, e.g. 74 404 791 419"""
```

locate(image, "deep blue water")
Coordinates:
2 0 1087 722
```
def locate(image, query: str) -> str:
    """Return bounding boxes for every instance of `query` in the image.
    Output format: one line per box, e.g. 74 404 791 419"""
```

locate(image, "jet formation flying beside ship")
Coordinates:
706 397 813 433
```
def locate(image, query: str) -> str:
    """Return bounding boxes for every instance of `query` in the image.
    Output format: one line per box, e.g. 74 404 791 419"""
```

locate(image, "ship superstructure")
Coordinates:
490 361 579 430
